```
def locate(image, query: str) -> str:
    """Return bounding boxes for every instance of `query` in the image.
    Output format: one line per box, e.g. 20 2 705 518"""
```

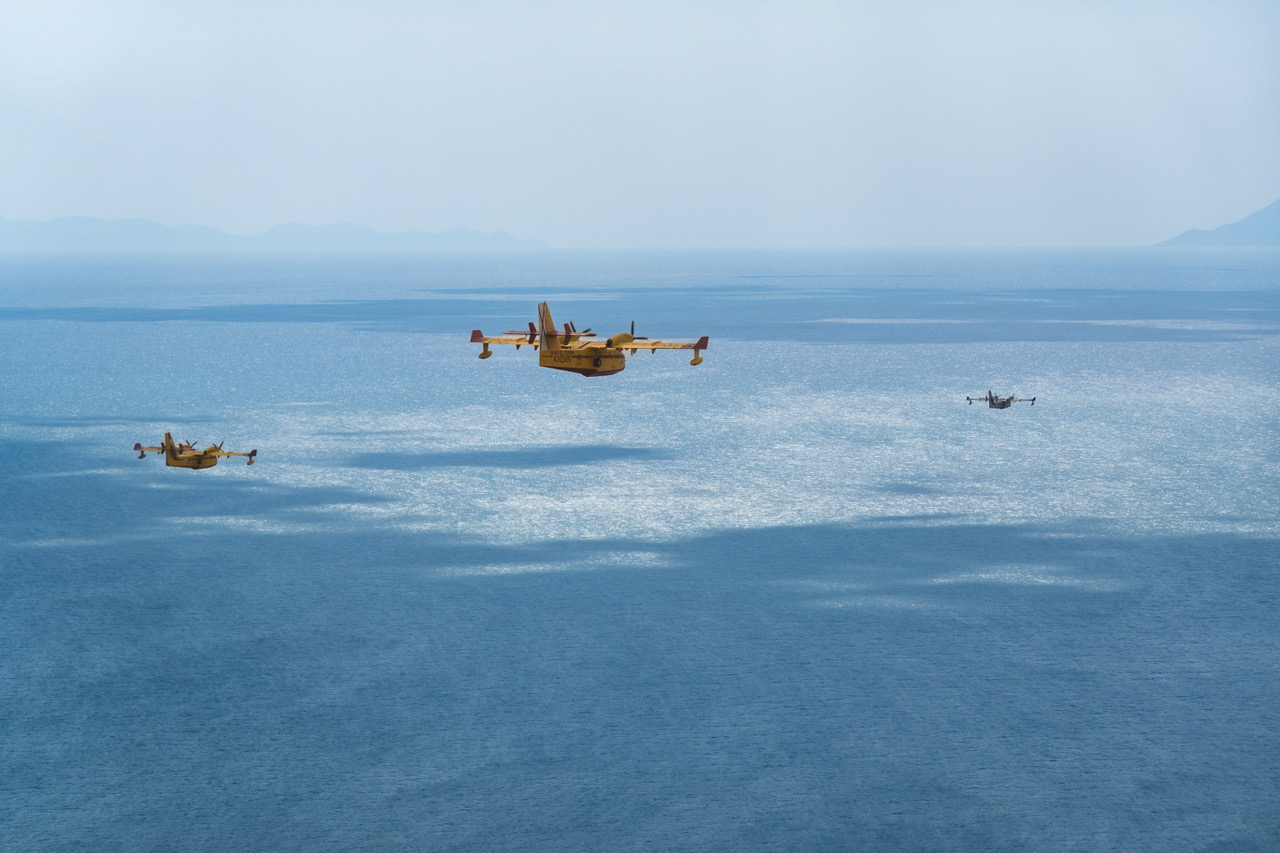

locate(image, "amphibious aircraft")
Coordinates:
471 302 708 377
134 433 257 469
968 391 1036 409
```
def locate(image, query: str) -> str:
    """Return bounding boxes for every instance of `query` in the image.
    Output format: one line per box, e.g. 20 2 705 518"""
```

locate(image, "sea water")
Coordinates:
2 249 1278 850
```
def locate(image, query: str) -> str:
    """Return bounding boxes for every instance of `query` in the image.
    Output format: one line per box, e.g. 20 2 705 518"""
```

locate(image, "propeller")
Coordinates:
630 320 649 341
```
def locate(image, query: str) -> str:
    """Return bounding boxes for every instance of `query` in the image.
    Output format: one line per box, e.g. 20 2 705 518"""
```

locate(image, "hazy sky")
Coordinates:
2 1 1278 247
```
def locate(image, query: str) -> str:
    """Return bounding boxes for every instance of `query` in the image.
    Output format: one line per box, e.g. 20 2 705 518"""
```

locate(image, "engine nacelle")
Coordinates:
605 332 634 348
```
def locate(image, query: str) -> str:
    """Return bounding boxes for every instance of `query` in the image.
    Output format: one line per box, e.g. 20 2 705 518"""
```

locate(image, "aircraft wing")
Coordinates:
134 444 164 453
471 330 537 346
583 336 710 352
207 448 258 464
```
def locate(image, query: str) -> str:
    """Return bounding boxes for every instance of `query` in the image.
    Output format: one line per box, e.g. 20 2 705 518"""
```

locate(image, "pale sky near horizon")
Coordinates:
2 1 1278 248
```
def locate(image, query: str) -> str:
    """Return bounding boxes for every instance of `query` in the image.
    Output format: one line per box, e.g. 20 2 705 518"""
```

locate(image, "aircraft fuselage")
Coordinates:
166 453 219 468
539 347 626 377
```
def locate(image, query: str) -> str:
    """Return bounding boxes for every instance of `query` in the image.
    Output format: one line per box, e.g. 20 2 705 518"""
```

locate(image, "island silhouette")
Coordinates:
1160 198 1280 247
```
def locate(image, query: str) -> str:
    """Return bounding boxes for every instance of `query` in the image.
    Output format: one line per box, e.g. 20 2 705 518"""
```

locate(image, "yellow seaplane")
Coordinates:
134 433 257 469
471 302 708 377
968 391 1036 409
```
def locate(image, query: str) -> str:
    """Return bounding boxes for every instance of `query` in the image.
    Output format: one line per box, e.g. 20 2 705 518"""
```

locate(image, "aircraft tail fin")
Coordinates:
163 432 179 462
537 302 560 350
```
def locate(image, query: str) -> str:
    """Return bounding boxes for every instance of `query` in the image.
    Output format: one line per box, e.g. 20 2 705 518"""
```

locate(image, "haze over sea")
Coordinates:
3 249 1279 851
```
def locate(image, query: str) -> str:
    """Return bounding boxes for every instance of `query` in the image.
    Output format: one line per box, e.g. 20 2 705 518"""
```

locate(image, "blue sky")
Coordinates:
1 1 1277 247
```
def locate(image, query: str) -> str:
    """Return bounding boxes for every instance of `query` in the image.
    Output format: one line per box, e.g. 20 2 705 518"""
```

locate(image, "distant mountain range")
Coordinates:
0 216 542 251
1160 198 1280 247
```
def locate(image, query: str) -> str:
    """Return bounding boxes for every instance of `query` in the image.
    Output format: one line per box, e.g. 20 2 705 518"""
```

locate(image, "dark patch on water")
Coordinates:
347 445 673 470
874 480 951 496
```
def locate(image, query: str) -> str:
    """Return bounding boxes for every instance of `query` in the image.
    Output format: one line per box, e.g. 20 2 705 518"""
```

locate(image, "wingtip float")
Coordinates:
967 391 1036 409
472 302 708 376
135 433 258 469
